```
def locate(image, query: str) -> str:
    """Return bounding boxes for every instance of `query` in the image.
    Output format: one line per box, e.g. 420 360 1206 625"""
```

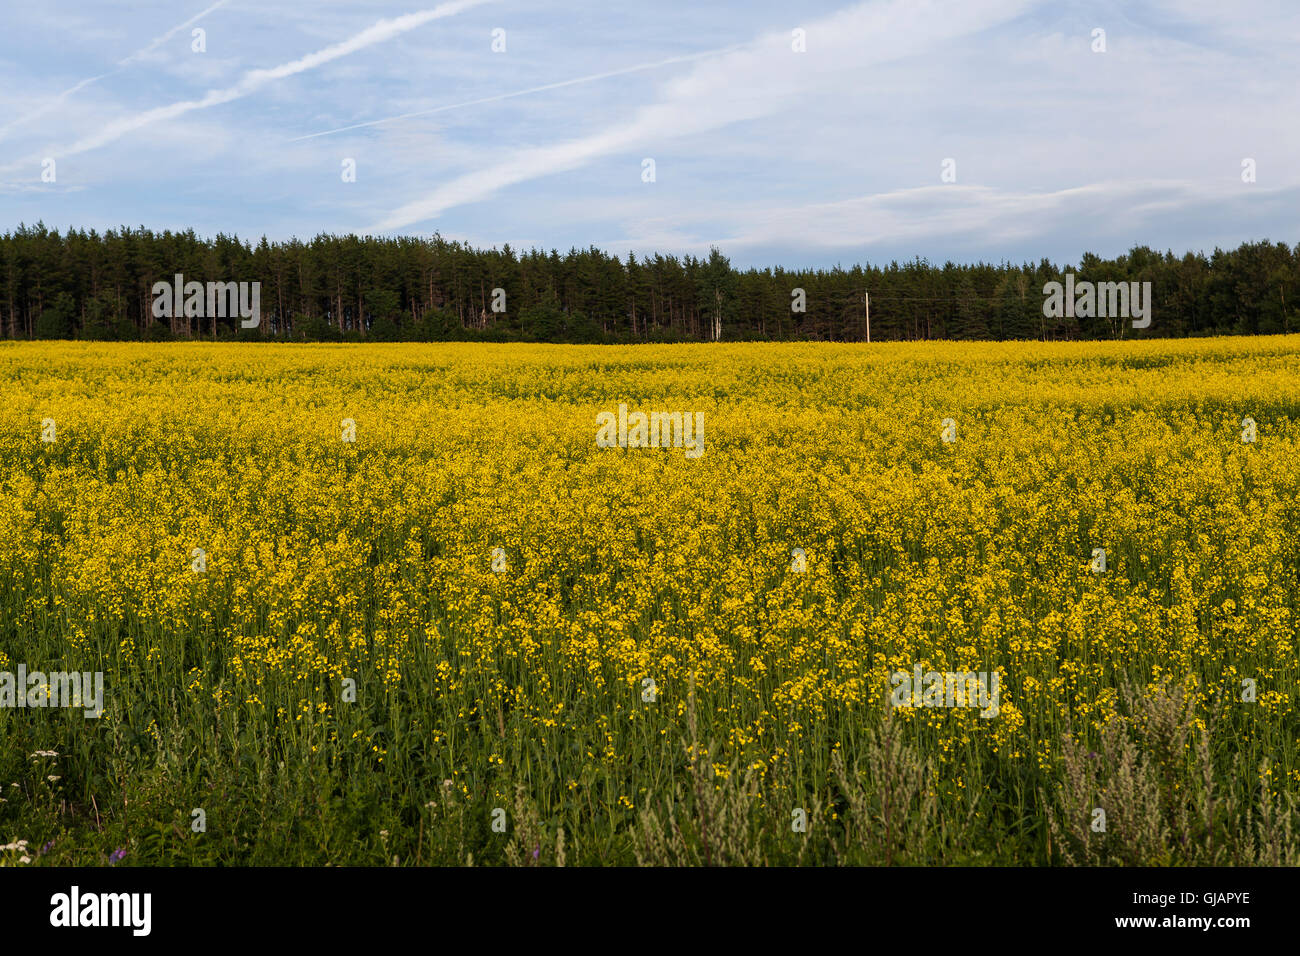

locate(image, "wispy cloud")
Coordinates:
0 0 495 175
288 43 744 142
0 0 230 143
368 0 1034 232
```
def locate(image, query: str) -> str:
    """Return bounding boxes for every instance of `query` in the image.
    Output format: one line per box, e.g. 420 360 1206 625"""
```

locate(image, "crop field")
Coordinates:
1 337 1298 866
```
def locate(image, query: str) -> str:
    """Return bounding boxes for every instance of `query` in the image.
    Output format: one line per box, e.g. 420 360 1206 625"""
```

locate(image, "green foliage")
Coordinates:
2 223 1298 342
34 292 75 339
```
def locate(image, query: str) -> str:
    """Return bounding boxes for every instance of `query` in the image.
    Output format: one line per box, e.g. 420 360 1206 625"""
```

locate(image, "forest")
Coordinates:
2 223 1296 342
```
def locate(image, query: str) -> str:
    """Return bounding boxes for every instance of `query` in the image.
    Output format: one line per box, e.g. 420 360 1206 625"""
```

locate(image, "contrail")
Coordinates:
368 0 1035 233
117 0 230 67
0 0 229 143
288 44 745 142
0 0 494 174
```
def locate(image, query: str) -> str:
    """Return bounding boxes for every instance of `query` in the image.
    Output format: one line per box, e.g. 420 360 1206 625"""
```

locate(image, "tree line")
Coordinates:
2 222 1296 342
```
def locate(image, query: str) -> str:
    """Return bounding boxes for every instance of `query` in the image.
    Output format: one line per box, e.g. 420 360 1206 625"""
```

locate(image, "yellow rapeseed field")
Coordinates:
1 338 1297 865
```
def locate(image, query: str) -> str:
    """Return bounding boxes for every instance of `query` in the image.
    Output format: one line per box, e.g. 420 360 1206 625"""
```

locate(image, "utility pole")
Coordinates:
865 291 870 343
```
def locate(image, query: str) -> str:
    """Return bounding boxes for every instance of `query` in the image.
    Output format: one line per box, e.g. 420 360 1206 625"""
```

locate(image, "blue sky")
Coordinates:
0 0 1295 269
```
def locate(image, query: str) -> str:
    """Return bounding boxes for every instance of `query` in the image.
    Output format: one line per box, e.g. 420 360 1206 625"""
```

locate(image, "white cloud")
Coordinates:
369 0 1036 232
0 0 230 143
0 0 495 175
